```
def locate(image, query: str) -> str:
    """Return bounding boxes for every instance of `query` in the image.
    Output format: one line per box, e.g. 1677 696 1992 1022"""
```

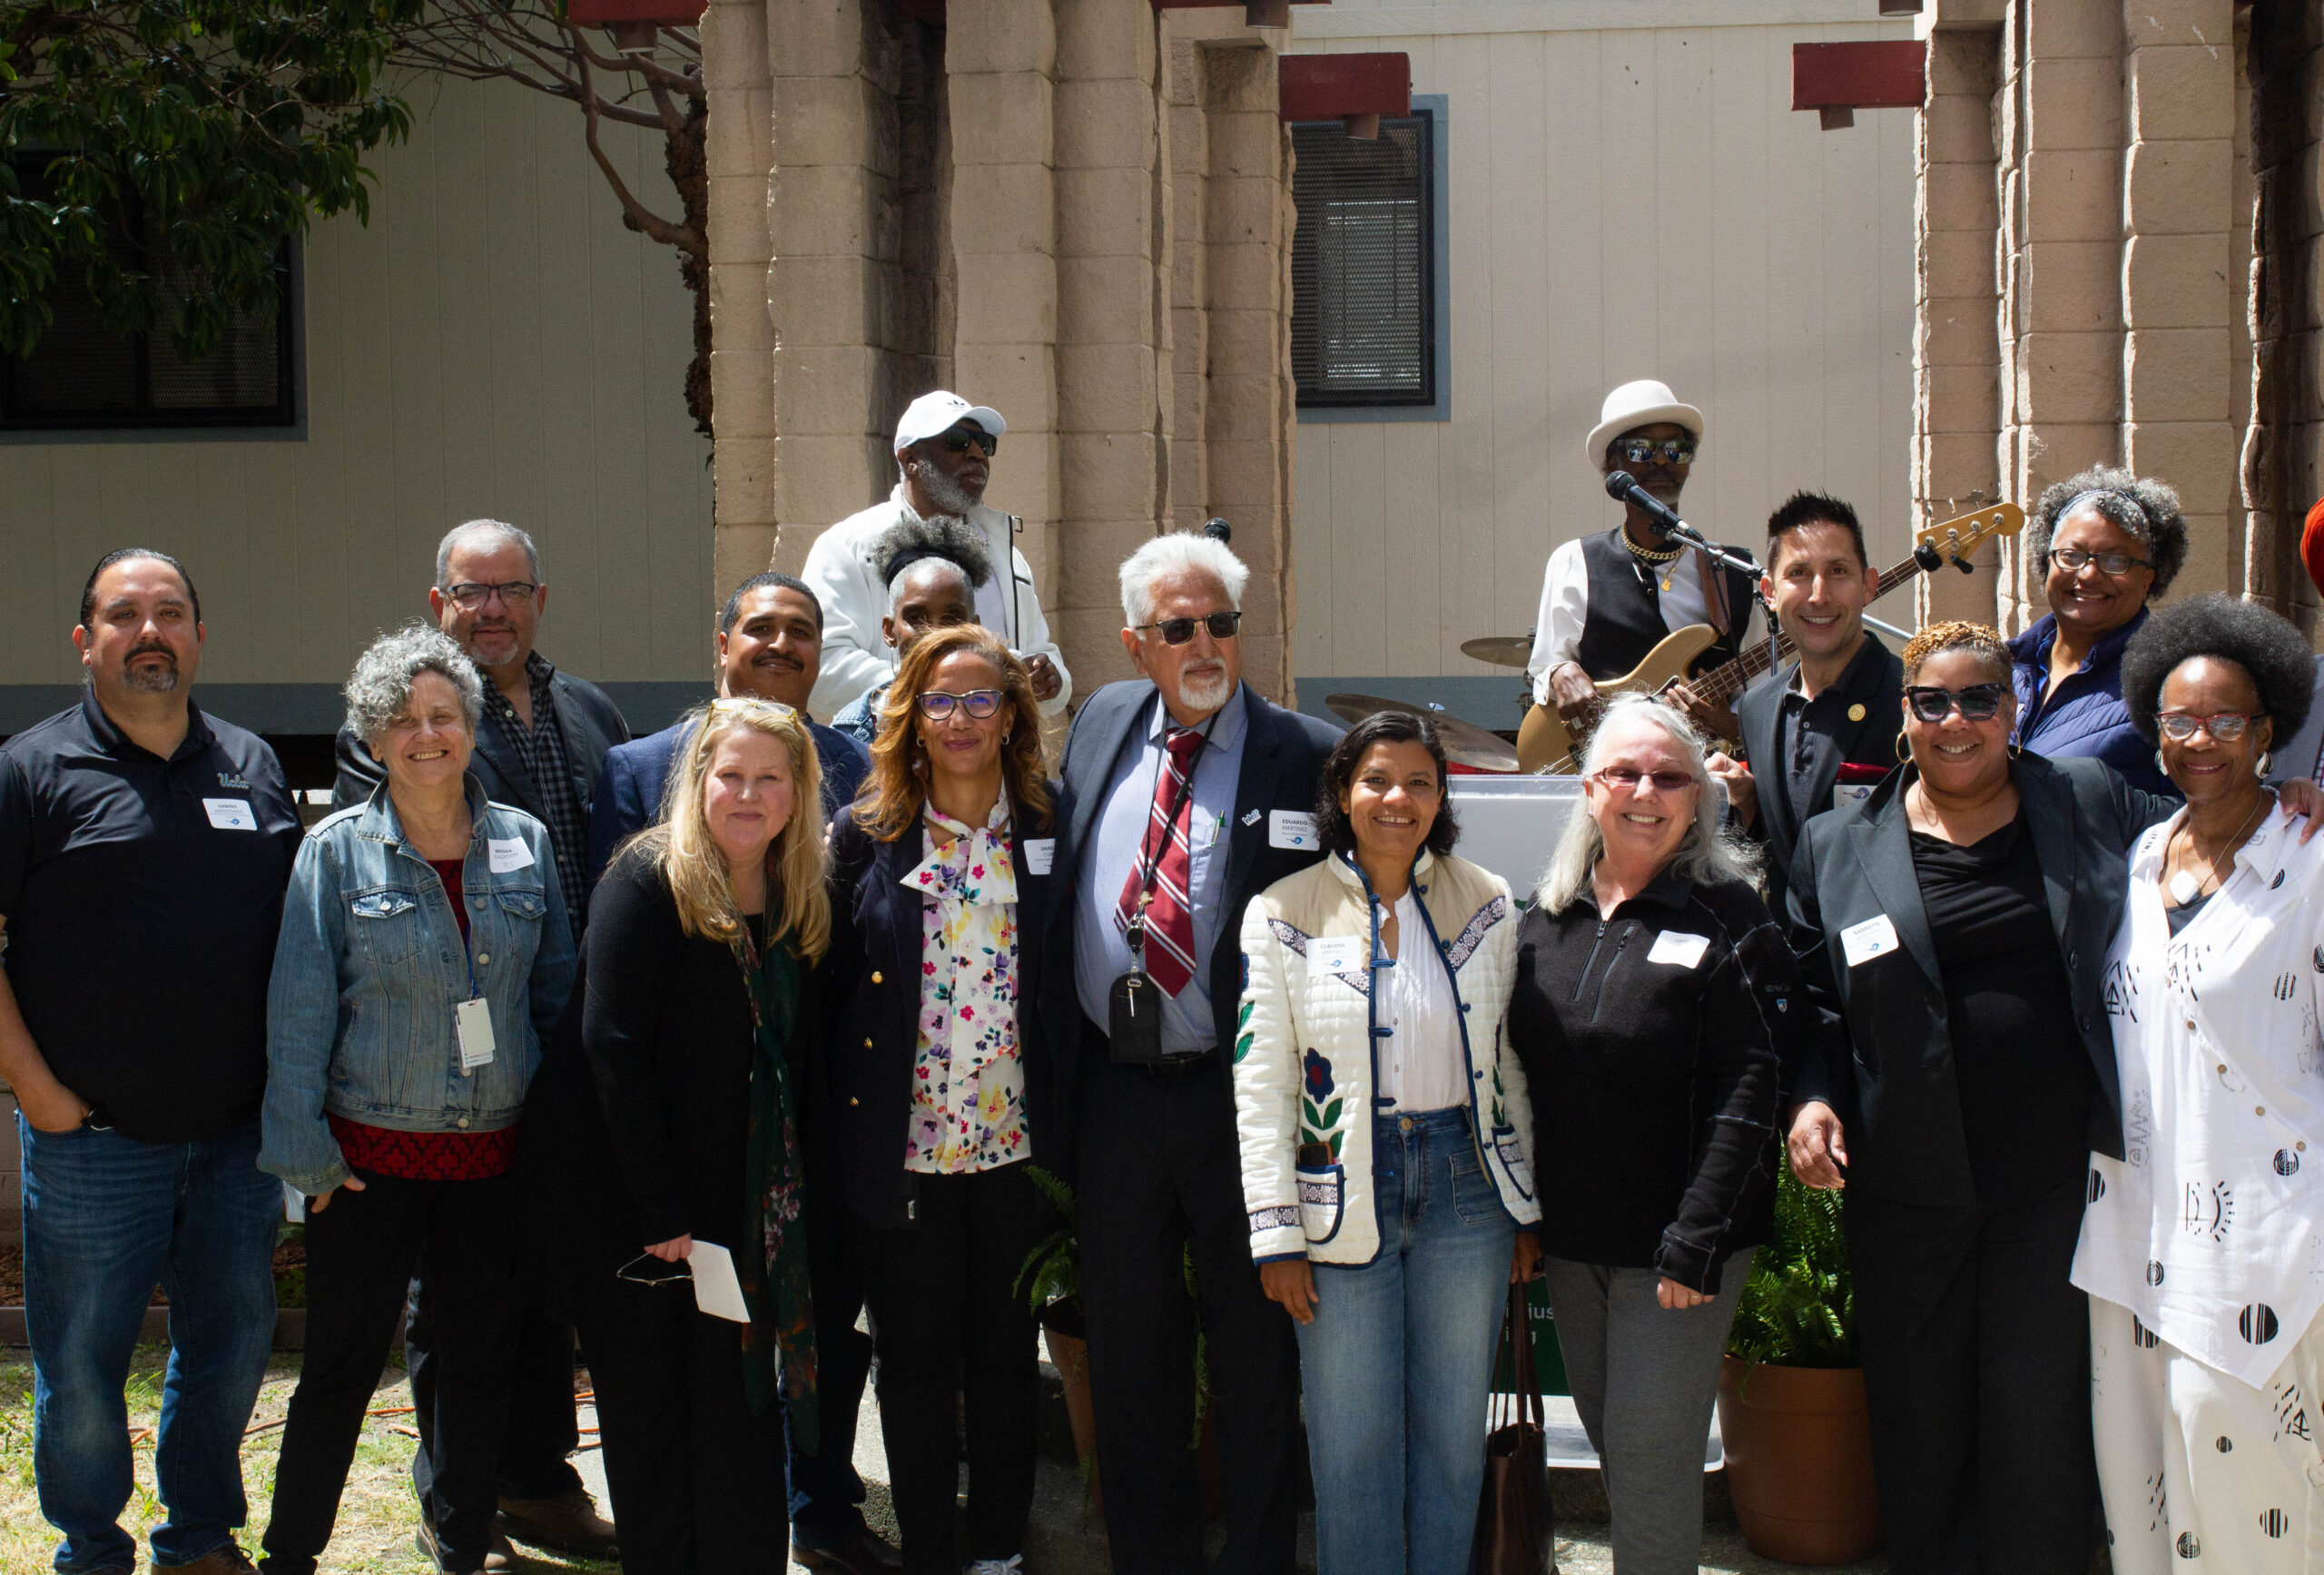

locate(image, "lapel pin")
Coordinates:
1847 704 1866 722
1243 809 1262 826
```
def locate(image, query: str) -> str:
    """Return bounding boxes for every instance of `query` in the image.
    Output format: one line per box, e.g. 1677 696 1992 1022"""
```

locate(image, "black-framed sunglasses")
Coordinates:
1610 437 1697 467
939 427 997 457
442 580 539 610
916 688 1005 722
2158 711 2260 743
1906 683 2006 724
2045 545 2151 576
1133 610 1243 646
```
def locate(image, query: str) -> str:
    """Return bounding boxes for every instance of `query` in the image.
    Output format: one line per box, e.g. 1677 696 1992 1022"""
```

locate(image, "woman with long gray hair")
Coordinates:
1505 694 1798 1575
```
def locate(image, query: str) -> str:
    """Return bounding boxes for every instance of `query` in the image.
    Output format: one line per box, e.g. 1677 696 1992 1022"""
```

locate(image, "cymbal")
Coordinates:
1460 635 1534 669
1323 694 1521 773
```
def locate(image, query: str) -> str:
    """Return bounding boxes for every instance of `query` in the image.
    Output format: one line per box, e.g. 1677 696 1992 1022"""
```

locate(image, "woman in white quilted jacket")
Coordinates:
1234 709 1542 1575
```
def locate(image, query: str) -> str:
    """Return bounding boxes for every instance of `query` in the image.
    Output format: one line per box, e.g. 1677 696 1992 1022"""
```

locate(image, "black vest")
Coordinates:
1572 527 1757 682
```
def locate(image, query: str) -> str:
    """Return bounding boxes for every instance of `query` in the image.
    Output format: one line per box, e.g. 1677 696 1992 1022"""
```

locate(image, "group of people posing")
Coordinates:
9 375 2324 1575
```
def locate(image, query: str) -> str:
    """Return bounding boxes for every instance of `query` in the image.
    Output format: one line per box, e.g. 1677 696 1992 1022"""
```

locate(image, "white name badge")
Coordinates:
202 797 258 831
1833 783 1876 812
1022 838 1056 875
1270 811 1319 851
455 996 497 1072
1840 913 1901 969
1647 930 1710 970
1309 934 1364 974
487 838 534 873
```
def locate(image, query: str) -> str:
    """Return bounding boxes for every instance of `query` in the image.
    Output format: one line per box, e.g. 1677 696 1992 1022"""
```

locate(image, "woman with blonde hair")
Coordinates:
820 623 1060 1575
523 696 829 1574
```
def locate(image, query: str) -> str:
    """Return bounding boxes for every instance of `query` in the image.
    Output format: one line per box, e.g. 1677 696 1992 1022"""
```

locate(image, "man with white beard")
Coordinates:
802 390 1071 720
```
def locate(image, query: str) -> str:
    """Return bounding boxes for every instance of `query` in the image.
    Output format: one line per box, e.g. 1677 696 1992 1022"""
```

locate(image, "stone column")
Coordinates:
703 0 777 595
2122 0 2239 597
1164 34 1211 539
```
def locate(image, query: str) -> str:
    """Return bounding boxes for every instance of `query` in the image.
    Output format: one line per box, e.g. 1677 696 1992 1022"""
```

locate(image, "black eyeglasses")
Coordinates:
1590 767 1697 793
2046 546 2151 576
1906 683 2006 724
442 580 538 610
1133 610 1243 646
939 428 997 457
1610 437 1697 467
2158 711 2259 743
916 689 1005 721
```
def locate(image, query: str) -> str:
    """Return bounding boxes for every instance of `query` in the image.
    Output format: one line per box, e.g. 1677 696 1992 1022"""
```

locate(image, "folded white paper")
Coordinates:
686 1240 751 1323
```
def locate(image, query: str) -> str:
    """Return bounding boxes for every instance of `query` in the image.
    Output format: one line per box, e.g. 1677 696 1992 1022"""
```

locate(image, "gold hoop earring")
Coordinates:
1895 732 1911 766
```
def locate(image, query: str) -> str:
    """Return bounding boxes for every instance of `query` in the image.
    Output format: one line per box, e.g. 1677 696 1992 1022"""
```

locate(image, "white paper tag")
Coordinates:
455 996 497 1071
487 838 534 873
1840 913 1901 970
1832 783 1876 812
1647 930 1711 970
202 797 258 831
1022 838 1055 875
1309 934 1364 974
1270 811 1319 851
686 1240 752 1323
283 1181 307 1223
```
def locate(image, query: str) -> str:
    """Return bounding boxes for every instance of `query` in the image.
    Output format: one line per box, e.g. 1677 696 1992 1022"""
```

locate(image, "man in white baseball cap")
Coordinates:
801 389 1071 718
1524 378 1759 731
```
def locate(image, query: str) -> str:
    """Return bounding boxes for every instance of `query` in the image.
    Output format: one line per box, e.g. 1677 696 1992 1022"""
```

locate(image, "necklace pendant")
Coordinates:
2168 869 2201 906
1659 576 1674 592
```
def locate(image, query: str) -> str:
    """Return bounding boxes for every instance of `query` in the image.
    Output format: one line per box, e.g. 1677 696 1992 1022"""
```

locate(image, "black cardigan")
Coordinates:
522 851 819 1314
819 791 1062 1229
1507 867 1803 1293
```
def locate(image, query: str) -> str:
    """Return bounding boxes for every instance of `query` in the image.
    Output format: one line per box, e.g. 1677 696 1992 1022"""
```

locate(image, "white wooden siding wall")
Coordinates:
1288 3 1918 701
0 76 714 695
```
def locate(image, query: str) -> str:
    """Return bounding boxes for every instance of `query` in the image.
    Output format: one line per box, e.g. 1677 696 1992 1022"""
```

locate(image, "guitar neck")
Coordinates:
1681 555 1923 707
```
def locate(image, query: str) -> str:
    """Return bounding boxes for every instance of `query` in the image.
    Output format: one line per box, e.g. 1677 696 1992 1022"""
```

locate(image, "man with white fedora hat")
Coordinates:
1526 378 1760 725
802 389 1071 719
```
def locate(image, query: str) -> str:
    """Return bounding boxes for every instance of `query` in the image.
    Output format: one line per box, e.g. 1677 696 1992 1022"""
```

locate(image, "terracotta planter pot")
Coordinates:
1717 1356 1882 1565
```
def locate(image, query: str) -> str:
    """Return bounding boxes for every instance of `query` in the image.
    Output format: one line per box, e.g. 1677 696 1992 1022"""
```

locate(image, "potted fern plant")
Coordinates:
1717 1161 1881 1565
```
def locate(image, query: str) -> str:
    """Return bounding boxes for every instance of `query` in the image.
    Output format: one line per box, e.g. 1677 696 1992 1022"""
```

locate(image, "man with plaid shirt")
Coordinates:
331 517 628 1568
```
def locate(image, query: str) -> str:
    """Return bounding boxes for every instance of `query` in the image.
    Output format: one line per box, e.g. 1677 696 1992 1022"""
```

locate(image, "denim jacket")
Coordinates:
259 776 576 1196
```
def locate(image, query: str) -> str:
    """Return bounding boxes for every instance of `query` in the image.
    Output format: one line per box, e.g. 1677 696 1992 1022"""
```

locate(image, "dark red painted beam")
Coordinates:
1278 52 1410 122
1791 40 1926 111
566 0 704 25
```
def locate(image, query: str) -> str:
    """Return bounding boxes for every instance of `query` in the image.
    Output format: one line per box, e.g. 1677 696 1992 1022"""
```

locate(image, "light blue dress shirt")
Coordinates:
1073 687 1250 1058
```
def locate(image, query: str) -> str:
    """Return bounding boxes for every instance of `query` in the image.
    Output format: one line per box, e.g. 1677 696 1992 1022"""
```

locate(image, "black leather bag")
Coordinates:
1472 1279 1556 1575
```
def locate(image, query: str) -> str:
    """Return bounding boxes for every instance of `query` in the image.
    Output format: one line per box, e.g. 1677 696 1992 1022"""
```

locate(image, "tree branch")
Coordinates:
576 54 703 255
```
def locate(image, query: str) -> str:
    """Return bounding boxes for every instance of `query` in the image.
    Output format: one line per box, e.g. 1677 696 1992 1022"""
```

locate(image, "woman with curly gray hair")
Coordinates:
257 624 575 1575
2009 466 2191 795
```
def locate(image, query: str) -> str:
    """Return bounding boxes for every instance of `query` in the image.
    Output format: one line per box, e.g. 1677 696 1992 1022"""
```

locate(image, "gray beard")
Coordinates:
915 468 979 521
123 660 181 694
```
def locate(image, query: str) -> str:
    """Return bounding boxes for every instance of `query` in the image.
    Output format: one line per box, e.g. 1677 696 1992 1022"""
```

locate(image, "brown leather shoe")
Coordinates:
416 1515 515 1573
497 1487 619 1560
792 1524 905 1574
160 1546 258 1575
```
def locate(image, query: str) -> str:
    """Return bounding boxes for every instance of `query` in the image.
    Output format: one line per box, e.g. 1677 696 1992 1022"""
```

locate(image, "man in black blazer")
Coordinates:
1040 535 1340 1575
1712 492 1904 914
330 519 625 1564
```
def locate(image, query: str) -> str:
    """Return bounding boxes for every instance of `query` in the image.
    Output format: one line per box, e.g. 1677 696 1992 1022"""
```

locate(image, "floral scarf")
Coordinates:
732 923 818 1445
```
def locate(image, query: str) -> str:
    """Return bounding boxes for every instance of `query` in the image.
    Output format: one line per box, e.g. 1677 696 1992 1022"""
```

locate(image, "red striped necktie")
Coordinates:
1115 724 1208 997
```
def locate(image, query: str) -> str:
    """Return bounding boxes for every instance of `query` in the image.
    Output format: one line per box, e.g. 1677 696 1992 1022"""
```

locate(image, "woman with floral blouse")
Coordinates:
818 624 1062 1575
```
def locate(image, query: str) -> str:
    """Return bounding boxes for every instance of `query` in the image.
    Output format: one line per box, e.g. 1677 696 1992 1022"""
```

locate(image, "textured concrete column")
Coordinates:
2122 0 2238 596
703 0 778 596
1915 27 2005 625
1052 0 1165 694
947 0 1062 643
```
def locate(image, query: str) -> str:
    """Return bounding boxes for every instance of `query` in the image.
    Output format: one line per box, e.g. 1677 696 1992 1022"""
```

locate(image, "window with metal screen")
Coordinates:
1291 111 1433 408
2 159 297 431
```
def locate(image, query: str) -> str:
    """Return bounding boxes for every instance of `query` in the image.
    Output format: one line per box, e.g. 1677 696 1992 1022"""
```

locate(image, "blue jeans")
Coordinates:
21 1115 281 1572
1293 1108 1517 1575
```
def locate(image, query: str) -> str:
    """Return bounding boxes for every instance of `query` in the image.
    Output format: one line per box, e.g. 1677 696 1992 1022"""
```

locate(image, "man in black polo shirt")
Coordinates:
0 549 302 1575
331 517 626 1566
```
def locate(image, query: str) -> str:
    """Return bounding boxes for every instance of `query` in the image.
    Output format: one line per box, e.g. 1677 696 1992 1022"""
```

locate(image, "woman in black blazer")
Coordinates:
522 697 829 1575
822 624 1059 1575
1785 622 2319 1575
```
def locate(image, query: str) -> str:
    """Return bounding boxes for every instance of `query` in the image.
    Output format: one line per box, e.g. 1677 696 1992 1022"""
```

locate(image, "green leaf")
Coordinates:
1327 1131 1344 1159
1234 1030 1254 1064
1726 1157 1856 1369
1320 1098 1342 1129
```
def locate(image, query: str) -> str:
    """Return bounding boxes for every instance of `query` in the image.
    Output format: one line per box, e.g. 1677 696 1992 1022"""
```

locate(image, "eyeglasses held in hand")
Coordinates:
443 580 539 610
1132 610 1243 645
1905 683 2005 724
2045 546 2151 576
2157 711 2259 743
940 428 997 457
1591 767 1698 792
916 688 1006 721
1610 437 1697 467
615 1252 690 1288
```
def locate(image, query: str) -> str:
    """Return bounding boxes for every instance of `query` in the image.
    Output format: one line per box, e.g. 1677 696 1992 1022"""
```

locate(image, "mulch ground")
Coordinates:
0 1236 307 1307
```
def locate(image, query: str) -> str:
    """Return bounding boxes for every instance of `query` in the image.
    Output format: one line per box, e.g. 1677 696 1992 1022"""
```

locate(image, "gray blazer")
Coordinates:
2266 655 2324 790
1785 752 2176 1207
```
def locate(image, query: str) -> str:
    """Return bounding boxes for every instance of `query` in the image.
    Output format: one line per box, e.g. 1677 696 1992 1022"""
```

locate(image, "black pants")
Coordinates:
261 1169 518 1575
409 1300 584 1506
576 1275 789 1575
1077 1029 1302 1575
793 1188 874 1540
1847 1176 2096 1575
852 1160 1045 1574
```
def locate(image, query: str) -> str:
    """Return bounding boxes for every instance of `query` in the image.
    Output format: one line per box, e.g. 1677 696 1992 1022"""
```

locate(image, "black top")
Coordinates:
1507 868 1802 1294
1908 812 2093 1206
1734 635 1904 919
1776 637 1896 830
0 694 302 1142
1573 527 1757 682
2166 888 2215 936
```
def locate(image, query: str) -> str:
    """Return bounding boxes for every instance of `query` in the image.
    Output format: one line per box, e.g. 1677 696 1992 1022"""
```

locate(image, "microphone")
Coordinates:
1203 517 1232 544
1603 470 1688 541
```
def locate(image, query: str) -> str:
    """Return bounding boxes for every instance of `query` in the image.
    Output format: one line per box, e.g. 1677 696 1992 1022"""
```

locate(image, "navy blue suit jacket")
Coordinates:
583 717 870 899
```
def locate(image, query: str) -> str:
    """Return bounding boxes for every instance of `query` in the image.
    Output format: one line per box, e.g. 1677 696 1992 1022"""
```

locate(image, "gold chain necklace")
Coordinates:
1622 531 1684 592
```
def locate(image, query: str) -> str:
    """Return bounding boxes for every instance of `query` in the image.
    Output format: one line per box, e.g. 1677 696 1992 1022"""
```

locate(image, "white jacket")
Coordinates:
1235 849 1541 1267
800 485 1071 720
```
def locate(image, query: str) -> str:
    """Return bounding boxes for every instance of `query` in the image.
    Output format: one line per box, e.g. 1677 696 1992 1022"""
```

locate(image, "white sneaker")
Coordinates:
964 1559 1025 1575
